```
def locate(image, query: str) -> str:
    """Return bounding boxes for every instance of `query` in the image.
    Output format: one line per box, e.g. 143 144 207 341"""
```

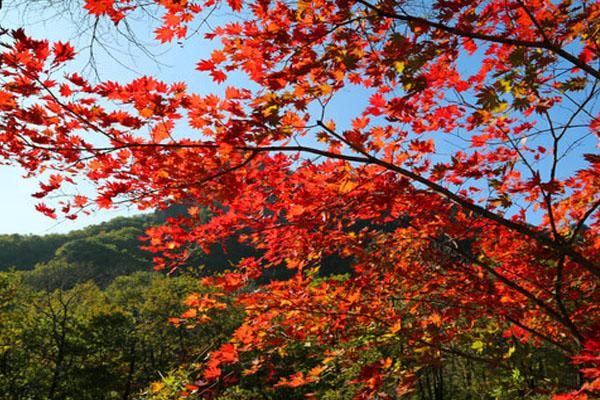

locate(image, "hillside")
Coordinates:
0 205 265 290
0 214 155 272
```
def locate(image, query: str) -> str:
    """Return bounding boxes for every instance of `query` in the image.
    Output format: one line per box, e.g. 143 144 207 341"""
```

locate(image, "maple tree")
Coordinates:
0 0 599 398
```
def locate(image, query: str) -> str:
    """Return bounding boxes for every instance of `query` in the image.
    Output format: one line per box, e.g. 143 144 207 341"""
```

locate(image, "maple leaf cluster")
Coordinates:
0 0 599 398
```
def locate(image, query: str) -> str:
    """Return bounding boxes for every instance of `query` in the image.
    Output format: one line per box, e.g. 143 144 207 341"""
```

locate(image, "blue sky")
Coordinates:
0 3 196 234
0 2 596 235
0 3 370 234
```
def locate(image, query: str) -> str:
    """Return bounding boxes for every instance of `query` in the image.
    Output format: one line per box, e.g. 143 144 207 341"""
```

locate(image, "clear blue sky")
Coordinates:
2 3 592 235
0 3 369 234
0 4 199 234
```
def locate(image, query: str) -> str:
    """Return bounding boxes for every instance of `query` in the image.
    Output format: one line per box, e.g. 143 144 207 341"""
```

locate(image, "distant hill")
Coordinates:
0 204 354 290
0 214 156 273
0 205 261 289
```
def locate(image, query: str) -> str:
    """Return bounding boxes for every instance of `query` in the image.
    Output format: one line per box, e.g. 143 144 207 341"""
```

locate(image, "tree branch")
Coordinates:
354 0 600 80
315 121 600 279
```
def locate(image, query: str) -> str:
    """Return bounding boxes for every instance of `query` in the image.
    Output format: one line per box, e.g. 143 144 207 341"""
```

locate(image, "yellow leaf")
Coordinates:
471 340 485 353
394 61 405 74
492 102 508 113
389 321 402 334
150 381 164 393
332 69 345 81
339 179 358 194
262 104 278 117
319 84 332 95
504 346 516 359
309 366 326 377
430 312 442 327
316 132 329 143
498 79 511 93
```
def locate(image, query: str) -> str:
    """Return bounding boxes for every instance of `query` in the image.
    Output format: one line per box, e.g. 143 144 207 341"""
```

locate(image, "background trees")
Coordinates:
0 0 598 398
0 268 239 399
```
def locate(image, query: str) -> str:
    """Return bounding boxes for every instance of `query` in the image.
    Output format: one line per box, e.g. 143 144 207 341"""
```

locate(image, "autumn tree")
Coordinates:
0 0 599 398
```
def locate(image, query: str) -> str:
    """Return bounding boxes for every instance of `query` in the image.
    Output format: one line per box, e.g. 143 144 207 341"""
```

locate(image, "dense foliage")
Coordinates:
0 221 583 399
0 0 599 399
0 270 241 400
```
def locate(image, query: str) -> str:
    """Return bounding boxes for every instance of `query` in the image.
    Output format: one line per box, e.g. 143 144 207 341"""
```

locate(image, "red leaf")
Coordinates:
210 70 227 83
52 42 75 64
369 93 387 108
227 0 243 12
155 27 175 43
35 203 57 219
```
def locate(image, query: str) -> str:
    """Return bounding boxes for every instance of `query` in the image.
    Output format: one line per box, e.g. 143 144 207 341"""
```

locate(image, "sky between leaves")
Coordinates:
0 3 157 233
0 0 594 234
0 0 375 234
